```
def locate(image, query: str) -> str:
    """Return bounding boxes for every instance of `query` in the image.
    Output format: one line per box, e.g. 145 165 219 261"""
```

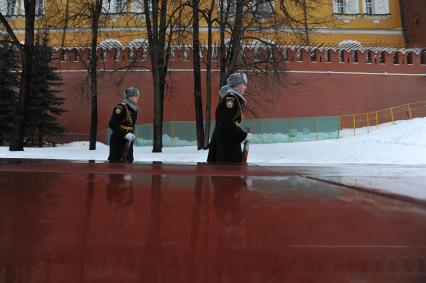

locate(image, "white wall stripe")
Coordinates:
53 68 426 77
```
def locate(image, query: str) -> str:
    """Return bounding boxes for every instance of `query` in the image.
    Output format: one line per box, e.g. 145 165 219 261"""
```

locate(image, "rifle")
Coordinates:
242 127 250 163
122 139 132 163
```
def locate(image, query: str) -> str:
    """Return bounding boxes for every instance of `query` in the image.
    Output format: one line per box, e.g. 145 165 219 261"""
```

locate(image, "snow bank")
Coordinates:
0 118 425 165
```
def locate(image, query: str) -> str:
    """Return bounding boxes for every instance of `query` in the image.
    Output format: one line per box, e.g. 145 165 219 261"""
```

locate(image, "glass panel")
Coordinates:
105 117 341 146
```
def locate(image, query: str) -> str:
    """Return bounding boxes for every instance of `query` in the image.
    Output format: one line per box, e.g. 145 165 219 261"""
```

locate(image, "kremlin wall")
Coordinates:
51 45 426 135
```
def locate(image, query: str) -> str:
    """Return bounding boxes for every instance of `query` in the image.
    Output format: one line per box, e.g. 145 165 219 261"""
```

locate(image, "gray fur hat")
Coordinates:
123 87 140 99
226 73 248 87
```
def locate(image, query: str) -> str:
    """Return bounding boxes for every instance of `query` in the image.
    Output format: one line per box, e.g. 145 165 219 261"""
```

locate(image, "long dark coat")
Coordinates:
108 102 138 163
207 93 248 163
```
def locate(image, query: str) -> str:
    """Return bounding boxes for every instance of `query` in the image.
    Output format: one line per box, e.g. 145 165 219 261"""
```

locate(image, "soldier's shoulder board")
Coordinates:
225 96 235 108
114 104 124 114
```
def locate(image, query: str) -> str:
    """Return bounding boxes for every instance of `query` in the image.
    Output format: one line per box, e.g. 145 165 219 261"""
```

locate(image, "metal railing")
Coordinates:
339 101 426 136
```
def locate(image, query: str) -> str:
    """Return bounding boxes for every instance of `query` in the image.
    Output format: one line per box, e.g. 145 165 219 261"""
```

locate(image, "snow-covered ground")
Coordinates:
1 118 426 165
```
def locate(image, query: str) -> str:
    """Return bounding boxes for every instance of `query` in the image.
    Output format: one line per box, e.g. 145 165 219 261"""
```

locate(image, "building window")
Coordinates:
35 0 44 16
249 0 274 18
131 0 143 14
380 51 386 64
115 0 126 14
102 0 128 14
6 0 17 15
407 52 413 65
363 0 389 15
335 0 344 14
218 0 237 15
365 0 373 14
101 49 106 61
333 0 360 14
366 50 373 63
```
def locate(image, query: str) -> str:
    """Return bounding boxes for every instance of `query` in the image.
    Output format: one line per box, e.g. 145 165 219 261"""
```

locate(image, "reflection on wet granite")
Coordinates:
0 171 425 283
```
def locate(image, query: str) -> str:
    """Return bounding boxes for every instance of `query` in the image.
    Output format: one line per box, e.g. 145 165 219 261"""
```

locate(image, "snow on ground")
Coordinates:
0 118 425 165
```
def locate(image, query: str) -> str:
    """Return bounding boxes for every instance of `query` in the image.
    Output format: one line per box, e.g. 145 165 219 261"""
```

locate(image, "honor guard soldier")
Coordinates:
207 73 252 163
108 87 140 163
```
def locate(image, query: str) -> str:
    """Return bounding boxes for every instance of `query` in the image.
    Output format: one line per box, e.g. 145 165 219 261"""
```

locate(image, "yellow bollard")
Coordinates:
366 113 370 133
390 108 394 123
408 104 413 119
353 114 356 136
375 112 379 129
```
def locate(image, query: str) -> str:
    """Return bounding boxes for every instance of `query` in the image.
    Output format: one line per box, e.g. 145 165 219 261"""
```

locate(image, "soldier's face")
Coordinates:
235 83 247 95
129 96 139 104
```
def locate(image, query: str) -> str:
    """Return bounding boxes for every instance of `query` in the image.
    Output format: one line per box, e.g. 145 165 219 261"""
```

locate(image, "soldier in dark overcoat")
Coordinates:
207 73 252 163
108 87 140 163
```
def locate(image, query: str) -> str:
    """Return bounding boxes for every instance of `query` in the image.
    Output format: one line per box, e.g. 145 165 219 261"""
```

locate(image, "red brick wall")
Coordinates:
52 47 426 134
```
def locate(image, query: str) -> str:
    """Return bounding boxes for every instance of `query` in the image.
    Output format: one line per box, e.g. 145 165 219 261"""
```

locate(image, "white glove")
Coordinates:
124 133 136 141
245 133 252 142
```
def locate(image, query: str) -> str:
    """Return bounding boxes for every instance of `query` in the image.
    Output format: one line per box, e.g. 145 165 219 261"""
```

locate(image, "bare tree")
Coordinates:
200 0 216 149
61 0 106 150
141 0 188 152
191 0 204 150
58 0 125 150
192 0 330 148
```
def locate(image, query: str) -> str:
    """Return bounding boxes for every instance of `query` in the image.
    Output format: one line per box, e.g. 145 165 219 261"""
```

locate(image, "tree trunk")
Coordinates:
152 69 162 152
38 123 42 147
203 1 215 150
88 0 102 150
303 0 310 45
192 0 204 150
218 0 227 85
225 0 245 78
9 0 36 151
145 0 163 152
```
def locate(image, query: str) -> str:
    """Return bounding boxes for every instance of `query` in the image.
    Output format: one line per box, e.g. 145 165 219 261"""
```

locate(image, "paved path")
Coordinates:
0 159 425 282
